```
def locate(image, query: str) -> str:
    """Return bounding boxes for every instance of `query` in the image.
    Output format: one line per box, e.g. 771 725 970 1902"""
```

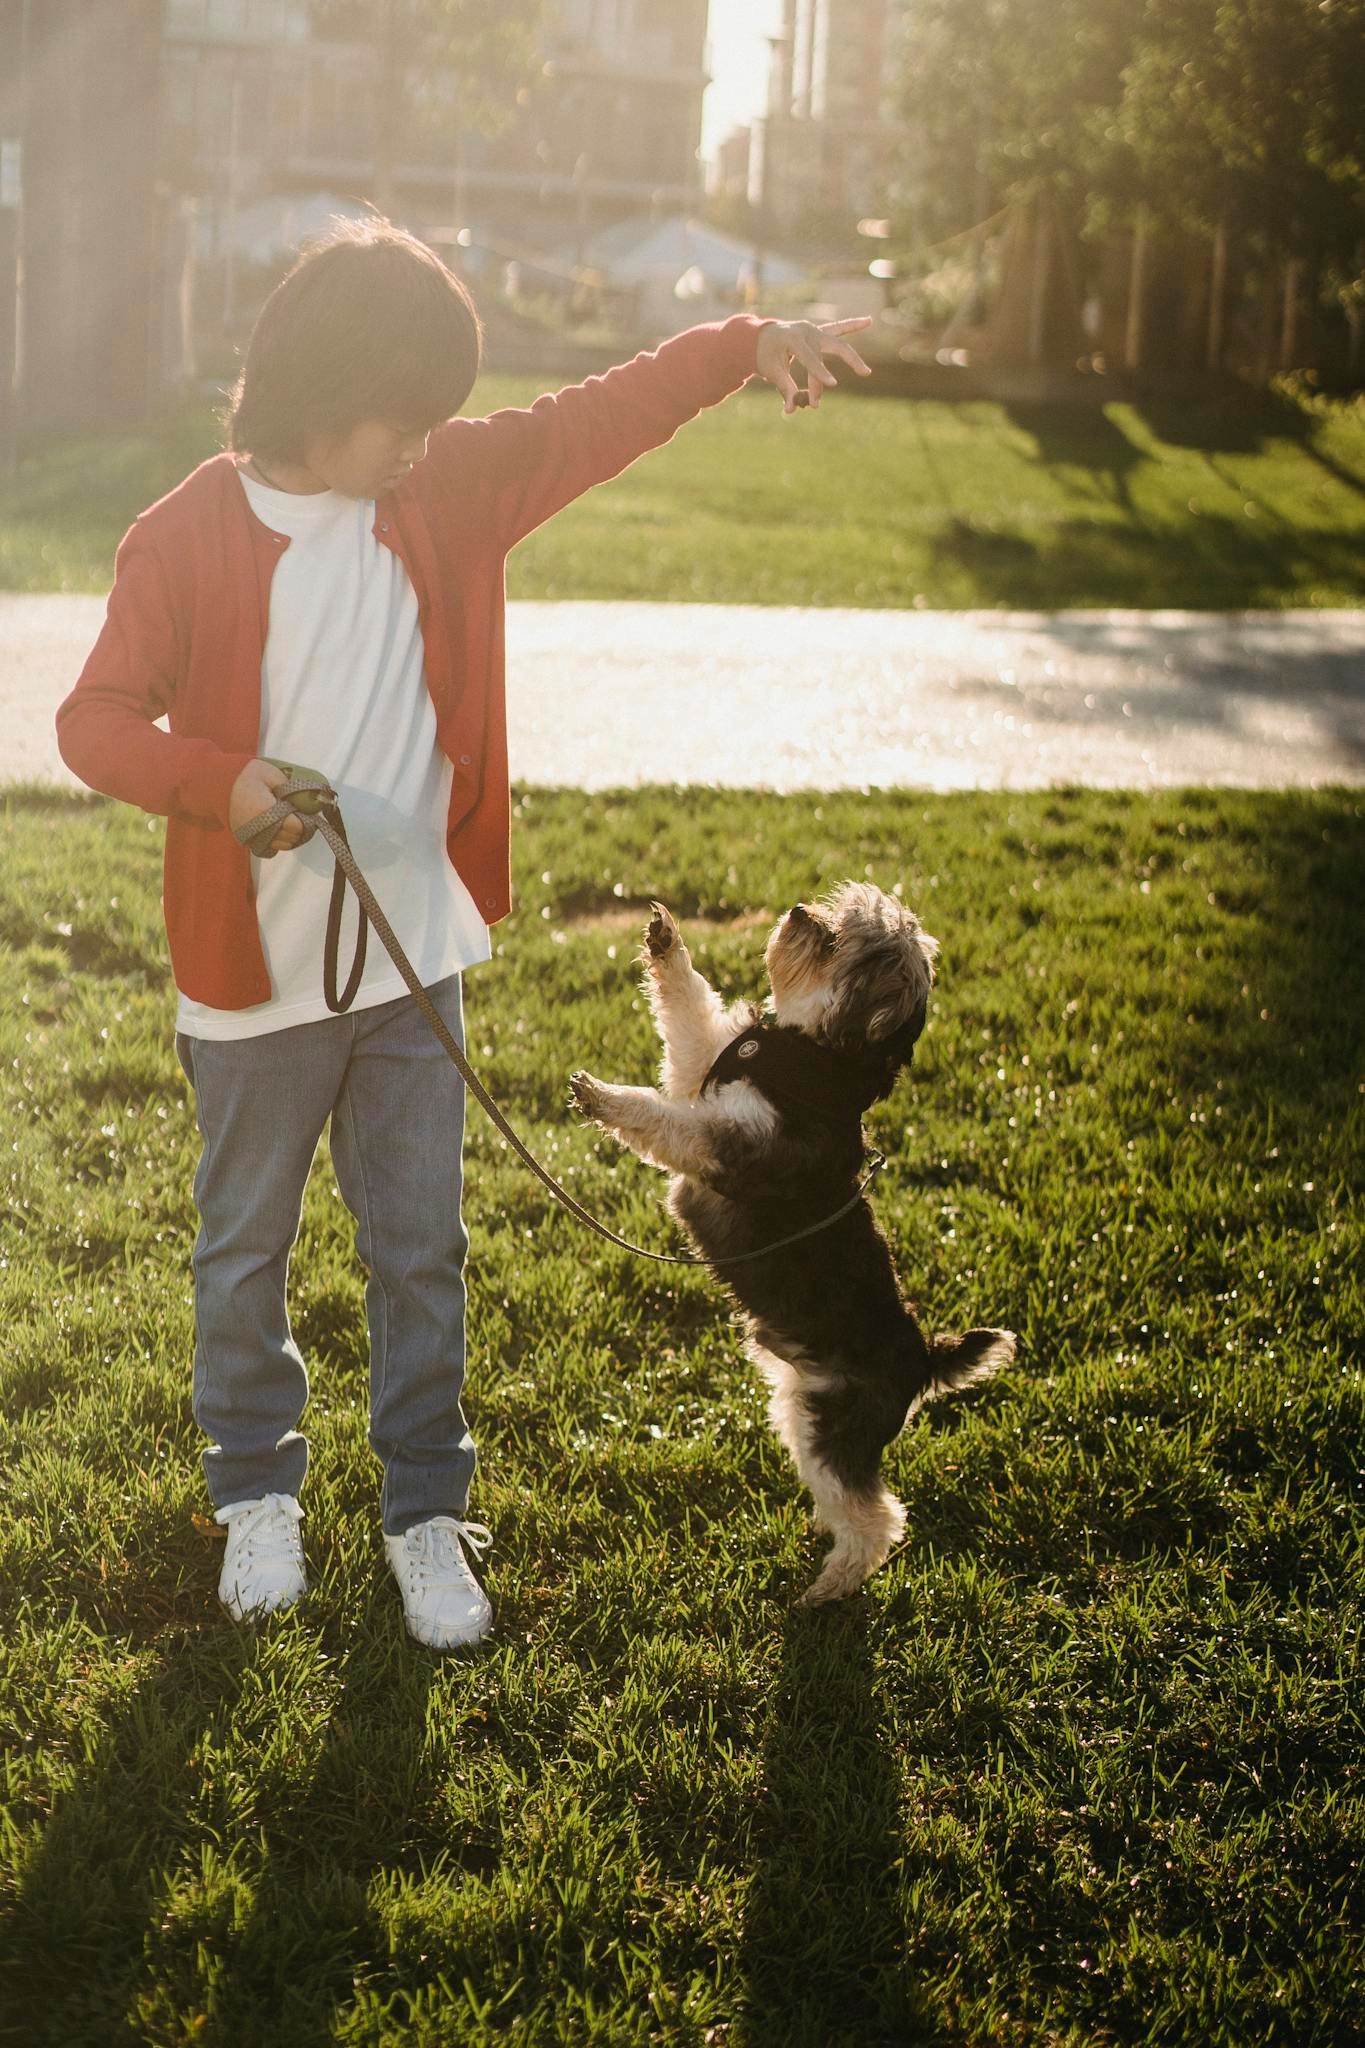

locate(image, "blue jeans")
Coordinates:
174 973 475 1536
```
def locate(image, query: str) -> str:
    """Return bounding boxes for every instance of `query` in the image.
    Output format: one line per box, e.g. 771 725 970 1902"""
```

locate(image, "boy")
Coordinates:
55 216 872 1650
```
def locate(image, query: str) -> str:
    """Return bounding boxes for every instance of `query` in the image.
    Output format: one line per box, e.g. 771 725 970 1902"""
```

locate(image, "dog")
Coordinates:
568 880 1015 1605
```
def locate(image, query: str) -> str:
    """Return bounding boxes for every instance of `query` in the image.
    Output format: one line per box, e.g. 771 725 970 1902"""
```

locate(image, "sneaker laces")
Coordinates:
403 1515 492 1589
214 1492 304 1564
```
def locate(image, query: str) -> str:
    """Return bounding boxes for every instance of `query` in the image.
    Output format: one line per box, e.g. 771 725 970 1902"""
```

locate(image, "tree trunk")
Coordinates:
1125 204 1148 372
1206 217 1227 372
1279 254 1304 371
1027 193 1051 367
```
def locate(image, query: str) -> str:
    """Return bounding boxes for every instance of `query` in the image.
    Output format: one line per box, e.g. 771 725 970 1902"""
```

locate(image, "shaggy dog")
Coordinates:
568 882 1015 1605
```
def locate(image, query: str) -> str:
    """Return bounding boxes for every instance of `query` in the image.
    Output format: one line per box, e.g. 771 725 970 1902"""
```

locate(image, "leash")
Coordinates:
235 768 887 1267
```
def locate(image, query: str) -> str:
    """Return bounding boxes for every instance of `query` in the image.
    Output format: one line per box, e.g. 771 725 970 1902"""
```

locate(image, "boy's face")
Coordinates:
308 418 432 499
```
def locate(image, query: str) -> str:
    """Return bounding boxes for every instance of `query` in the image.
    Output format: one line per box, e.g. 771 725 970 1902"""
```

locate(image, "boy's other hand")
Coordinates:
229 759 309 854
754 318 874 415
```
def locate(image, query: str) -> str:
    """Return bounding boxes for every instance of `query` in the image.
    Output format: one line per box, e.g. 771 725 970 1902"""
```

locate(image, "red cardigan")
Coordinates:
56 314 768 1009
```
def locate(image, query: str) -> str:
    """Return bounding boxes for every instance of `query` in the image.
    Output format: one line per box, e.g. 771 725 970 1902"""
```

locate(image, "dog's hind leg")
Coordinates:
638 904 753 1099
749 1342 909 1605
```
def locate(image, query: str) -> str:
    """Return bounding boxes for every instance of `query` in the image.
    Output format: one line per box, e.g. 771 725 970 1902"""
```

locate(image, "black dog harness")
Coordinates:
700 1005 928 1119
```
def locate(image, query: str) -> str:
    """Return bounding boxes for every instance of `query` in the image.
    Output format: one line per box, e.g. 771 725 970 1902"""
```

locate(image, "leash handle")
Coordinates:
231 762 338 852
232 774 368 1010
240 783 890 1269
260 759 335 816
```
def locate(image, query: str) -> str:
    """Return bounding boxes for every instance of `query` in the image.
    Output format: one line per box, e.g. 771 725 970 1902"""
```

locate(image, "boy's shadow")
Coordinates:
5 1629 249 2045
739 1593 928 2047
4 1590 451 2048
209 1621 452 2047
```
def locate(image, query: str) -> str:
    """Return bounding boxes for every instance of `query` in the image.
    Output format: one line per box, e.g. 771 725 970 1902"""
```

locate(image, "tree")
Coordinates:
1112 0 1365 368
898 0 1134 242
897 0 1364 266
895 0 1365 372
1113 0 1365 263
311 0 543 219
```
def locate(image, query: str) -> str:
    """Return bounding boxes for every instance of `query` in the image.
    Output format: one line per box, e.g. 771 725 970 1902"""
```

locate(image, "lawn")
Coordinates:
0 782 1360 2045
2 376 1364 609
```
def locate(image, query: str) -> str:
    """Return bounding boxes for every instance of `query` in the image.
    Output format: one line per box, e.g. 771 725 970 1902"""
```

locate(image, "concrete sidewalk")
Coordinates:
4 595 1362 792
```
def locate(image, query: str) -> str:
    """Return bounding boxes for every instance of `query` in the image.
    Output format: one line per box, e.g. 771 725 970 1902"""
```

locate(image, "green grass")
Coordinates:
0 783 1361 2045
3 379 1364 607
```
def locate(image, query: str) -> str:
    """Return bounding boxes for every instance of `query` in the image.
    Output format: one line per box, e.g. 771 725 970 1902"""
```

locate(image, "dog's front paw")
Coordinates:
644 902 680 962
568 1069 605 1121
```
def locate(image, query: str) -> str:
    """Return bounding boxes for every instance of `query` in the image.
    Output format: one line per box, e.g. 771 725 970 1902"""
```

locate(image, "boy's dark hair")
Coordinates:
223 215 482 461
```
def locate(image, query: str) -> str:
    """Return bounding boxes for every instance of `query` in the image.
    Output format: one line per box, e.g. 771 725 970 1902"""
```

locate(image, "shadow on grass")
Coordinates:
1134 790 1364 1122
204 1631 463 2048
934 391 1365 608
1 1610 452 2048
1001 402 1149 515
1131 390 1313 457
1006 384 1364 484
1129 390 1365 502
931 507 1364 609
739 1601 928 2048
3 1635 243 2047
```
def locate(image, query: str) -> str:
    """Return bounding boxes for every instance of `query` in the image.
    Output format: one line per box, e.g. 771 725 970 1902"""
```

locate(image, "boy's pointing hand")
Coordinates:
754 317 874 415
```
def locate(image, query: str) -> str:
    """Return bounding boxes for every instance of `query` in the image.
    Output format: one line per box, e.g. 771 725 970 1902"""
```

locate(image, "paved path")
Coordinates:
5 595 1362 792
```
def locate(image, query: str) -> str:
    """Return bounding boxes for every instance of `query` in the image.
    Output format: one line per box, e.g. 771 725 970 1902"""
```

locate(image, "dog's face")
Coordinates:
764 880 939 1055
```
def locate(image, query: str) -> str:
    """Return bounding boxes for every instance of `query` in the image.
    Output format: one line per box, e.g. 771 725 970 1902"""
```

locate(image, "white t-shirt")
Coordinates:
175 472 492 1041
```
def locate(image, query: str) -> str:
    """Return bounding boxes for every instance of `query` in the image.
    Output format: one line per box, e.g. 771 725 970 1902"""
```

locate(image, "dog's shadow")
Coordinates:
739 1592 924 2046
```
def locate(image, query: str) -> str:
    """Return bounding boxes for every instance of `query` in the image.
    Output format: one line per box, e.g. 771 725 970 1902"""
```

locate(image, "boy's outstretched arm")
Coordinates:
429 314 873 550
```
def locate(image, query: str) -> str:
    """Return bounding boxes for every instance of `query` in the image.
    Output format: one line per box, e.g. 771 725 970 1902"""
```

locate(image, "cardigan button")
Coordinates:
459 753 472 765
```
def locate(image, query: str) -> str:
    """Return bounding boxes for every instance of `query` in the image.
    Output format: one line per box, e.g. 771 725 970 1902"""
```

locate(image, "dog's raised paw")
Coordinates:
644 903 678 960
568 1070 601 1117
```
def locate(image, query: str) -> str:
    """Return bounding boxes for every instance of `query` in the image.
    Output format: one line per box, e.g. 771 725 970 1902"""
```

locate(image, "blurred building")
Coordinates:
710 127 755 207
520 0 710 223
160 0 709 242
754 0 908 243
4 0 713 432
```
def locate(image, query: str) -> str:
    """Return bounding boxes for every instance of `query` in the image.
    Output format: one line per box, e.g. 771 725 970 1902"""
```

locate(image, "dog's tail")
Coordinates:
916 1327 1015 1412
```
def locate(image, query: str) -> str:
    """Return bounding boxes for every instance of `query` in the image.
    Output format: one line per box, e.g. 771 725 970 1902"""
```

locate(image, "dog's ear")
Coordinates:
859 925 937 1045
877 992 929 1066
819 894 938 1052
855 993 928 1104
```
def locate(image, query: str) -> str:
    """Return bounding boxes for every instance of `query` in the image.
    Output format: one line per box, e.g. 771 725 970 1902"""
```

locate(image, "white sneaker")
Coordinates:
214 1493 307 1620
385 1516 493 1649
